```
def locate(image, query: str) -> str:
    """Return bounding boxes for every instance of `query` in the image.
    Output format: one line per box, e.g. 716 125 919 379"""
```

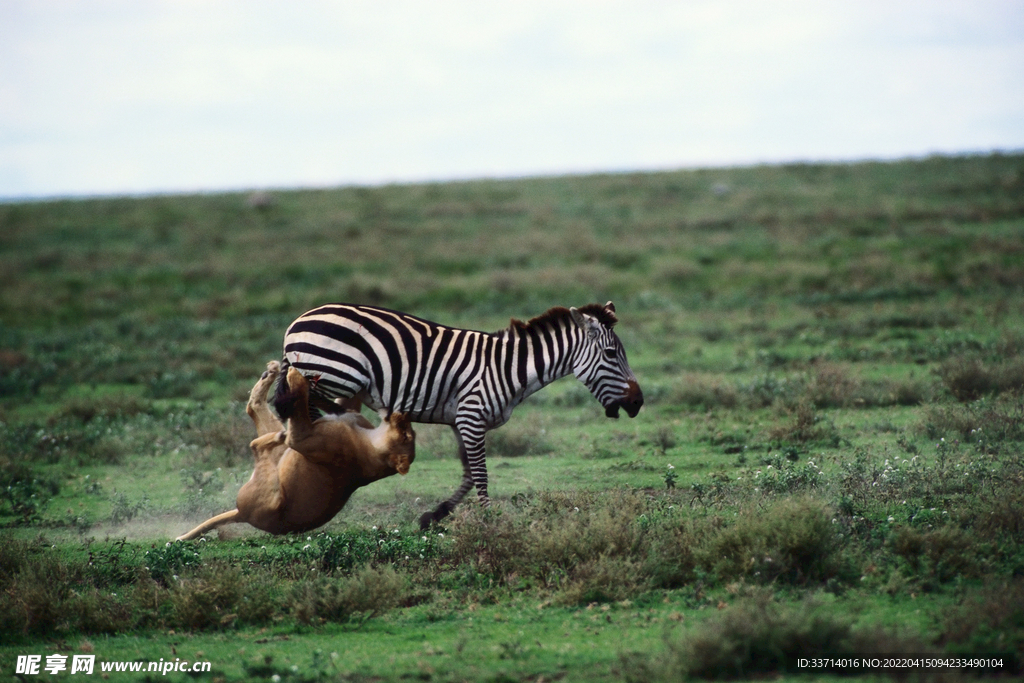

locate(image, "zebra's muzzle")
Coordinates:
605 381 644 419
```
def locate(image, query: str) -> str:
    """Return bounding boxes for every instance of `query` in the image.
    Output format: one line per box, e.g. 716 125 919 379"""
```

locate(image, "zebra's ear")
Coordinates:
569 307 601 341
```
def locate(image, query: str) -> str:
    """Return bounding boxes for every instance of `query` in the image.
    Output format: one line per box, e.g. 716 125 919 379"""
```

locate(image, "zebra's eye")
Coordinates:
603 347 617 361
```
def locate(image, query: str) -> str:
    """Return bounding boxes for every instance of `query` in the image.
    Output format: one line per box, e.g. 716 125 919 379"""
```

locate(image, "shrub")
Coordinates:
940 579 1024 670
699 496 843 585
6 416 123 466
741 373 803 408
528 490 647 569
146 369 203 399
0 544 83 636
445 506 528 582
443 490 651 603
144 541 202 583
109 491 150 525
0 458 59 524
668 375 739 409
936 355 1024 401
644 517 706 589
290 565 406 625
967 478 1024 543
626 596 930 681
890 526 983 585
804 362 861 408
56 394 153 422
310 527 443 573
169 562 245 630
555 555 643 605
921 395 1024 446
487 422 553 457
766 401 842 447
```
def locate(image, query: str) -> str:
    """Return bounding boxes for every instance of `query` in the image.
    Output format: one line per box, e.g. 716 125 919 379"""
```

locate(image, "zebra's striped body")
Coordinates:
280 302 643 526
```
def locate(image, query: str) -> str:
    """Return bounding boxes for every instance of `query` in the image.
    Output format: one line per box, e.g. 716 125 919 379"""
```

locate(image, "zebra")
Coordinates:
277 301 643 528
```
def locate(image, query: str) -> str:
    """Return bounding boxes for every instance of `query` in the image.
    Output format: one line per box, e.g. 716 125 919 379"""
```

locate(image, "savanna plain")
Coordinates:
2 154 1024 681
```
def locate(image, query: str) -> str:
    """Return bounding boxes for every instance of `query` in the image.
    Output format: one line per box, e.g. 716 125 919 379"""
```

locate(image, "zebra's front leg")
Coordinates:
418 419 489 529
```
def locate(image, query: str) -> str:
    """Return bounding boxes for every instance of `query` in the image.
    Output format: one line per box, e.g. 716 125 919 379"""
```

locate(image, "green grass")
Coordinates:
2 152 1024 680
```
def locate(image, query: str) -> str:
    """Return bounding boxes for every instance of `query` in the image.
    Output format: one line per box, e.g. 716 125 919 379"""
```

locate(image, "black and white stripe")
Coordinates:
280 301 643 527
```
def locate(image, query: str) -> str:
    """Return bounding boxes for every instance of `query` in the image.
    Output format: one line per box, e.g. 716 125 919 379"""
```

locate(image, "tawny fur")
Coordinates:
177 362 415 540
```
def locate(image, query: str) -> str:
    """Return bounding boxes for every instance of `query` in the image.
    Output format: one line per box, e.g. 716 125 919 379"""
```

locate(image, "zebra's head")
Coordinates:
569 302 644 419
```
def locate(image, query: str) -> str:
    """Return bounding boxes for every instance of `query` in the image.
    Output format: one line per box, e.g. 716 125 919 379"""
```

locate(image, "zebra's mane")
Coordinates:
509 303 618 331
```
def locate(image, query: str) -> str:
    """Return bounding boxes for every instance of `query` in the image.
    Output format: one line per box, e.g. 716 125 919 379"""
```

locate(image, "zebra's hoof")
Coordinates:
418 511 435 530
418 502 454 530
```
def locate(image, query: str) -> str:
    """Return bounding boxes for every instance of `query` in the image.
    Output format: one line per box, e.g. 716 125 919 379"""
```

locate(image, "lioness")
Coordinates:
177 362 414 540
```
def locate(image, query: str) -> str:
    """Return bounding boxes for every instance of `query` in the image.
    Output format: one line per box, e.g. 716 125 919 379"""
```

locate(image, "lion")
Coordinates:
177 362 414 540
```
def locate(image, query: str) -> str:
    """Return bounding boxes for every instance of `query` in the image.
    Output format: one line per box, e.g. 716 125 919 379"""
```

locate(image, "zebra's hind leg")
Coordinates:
418 422 487 529
419 473 474 529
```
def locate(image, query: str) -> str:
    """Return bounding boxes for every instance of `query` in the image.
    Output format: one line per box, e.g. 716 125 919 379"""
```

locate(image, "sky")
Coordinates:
1 1 1023 199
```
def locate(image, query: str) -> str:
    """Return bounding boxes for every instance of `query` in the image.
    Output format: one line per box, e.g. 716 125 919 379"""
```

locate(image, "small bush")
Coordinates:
555 555 643 605
669 375 739 409
872 376 932 406
6 416 123 466
445 506 528 582
487 422 552 457
0 458 59 524
144 541 202 583
804 362 861 408
309 527 443 573
169 562 246 630
967 478 1024 542
644 517 705 589
741 373 803 408
921 395 1024 445
766 401 842 447
444 490 651 603
628 596 929 681
290 565 406 625
890 526 983 585
936 355 1024 401
0 545 83 636
940 579 1024 670
700 496 843 585
109 491 150 525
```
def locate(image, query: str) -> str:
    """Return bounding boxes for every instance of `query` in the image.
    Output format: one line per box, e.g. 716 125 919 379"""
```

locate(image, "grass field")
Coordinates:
2 153 1024 681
